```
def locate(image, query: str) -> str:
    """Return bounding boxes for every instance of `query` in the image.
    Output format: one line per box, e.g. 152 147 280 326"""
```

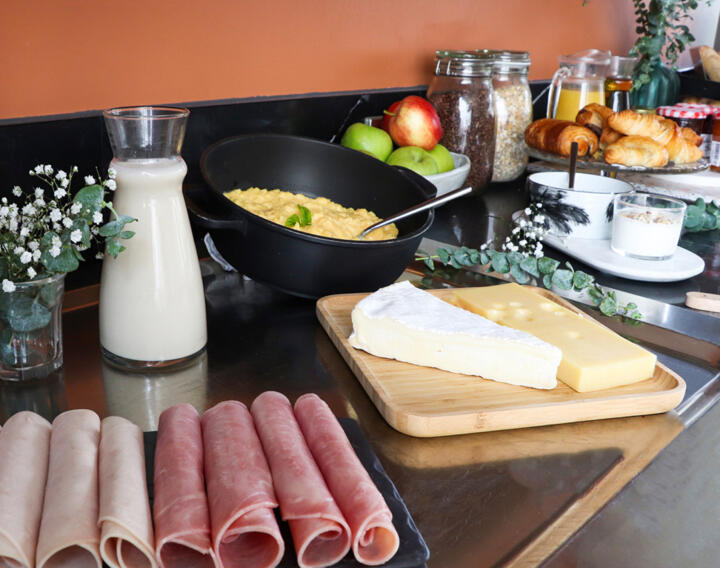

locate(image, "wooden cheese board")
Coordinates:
316 287 686 437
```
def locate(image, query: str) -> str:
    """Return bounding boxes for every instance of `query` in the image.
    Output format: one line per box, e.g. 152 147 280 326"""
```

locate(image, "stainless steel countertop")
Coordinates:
3 179 720 567
2 258 717 567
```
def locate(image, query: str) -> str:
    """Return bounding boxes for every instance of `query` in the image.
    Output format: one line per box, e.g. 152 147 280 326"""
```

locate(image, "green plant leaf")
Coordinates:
106 238 125 258
510 263 530 284
542 274 552 289
519 256 539 278
6 295 52 332
452 248 472 266
599 294 618 316
489 251 510 273
99 214 135 237
42 245 79 273
39 281 59 307
552 268 573 290
0 327 14 366
572 270 593 290
423 257 435 270
507 252 524 266
479 252 490 265
538 257 560 274
72 218 91 248
118 230 135 240
73 184 104 217
297 205 312 227
284 214 300 228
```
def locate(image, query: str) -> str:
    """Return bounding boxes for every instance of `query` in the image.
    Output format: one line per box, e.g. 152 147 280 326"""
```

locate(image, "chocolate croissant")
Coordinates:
576 103 622 149
524 118 598 157
604 135 669 167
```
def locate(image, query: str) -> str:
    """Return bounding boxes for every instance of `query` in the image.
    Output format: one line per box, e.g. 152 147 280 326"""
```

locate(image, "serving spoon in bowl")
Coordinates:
358 185 473 239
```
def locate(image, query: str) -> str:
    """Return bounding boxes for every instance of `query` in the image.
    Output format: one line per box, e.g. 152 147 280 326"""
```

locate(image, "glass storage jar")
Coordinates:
676 102 714 157
427 50 495 191
489 50 532 182
711 107 720 173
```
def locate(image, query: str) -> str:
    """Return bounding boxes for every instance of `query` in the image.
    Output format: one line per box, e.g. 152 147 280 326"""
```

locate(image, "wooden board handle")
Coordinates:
685 291 720 313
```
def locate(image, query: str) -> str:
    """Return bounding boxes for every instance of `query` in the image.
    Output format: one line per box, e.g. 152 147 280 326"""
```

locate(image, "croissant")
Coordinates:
600 126 623 148
700 45 720 82
665 131 704 163
524 118 598 157
608 110 676 146
680 126 702 147
604 136 669 167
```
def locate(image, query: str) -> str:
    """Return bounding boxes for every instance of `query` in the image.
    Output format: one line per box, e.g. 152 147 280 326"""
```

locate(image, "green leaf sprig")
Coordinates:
628 0 708 92
417 246 643 320
285 205 312 228
583 0 709 91
683 198 720 232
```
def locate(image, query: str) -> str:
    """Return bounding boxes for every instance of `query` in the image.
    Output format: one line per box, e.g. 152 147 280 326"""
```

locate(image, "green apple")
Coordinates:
340 123 393 161
427 143 454 173
386 146 439 176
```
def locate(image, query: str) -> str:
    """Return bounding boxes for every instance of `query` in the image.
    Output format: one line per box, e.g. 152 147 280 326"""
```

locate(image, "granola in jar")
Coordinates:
491 51 532 182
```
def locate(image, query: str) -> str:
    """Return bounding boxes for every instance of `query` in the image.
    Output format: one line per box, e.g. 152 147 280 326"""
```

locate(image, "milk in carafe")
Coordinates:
100 107 206 367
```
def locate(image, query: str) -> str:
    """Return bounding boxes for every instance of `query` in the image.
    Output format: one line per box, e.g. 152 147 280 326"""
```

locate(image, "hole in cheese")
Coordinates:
512 308 533 321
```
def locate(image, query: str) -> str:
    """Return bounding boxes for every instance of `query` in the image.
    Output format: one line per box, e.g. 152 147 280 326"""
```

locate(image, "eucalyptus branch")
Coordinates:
416 246 643 320
626 0 708 91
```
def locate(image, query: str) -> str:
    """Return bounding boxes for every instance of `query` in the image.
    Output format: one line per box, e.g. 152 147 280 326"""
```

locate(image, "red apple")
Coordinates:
380 101 400 133
385 96 443 150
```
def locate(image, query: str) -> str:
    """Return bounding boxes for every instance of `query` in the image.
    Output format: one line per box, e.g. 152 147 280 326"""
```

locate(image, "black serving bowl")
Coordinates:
186 134 436 299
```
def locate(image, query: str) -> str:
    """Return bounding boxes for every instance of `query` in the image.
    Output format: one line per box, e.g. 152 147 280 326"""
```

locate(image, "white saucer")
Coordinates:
542 234 705 282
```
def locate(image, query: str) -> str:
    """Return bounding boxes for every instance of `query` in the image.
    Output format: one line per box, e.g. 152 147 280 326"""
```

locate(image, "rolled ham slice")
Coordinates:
201 401 284 568
36 409 102 568
294 394 399 565
0 412 51 568
153 404 216 568
251 392 351 568
99 416 157 568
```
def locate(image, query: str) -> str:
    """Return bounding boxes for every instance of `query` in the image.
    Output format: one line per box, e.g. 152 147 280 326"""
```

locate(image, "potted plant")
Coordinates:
0 165 134 381
629 0 710 108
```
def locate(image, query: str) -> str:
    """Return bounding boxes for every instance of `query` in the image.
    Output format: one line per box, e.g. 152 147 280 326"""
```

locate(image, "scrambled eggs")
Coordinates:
224 187 398 241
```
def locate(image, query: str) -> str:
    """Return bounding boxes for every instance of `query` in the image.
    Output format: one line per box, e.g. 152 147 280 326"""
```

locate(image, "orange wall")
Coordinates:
0 0 635 119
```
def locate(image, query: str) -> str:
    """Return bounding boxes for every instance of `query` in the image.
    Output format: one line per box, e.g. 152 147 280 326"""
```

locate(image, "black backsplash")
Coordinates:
0 82 553 290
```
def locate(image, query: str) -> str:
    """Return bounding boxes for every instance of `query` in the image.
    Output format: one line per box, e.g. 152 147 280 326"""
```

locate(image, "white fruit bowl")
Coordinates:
423 152 470 195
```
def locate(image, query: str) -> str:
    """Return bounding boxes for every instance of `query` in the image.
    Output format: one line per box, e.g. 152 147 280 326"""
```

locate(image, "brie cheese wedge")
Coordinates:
348 281 561 389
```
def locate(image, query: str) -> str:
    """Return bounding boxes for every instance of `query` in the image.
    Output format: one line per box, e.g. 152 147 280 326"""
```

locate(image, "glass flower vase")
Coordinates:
0 273 65 382
631 63 680 110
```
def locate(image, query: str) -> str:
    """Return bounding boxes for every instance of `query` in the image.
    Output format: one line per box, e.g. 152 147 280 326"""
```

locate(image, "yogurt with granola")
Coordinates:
611 208 683 260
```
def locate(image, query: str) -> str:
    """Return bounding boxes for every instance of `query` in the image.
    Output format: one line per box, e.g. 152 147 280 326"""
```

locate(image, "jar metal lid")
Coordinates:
488 49 531 66
434 50 493 77
657 105 707 119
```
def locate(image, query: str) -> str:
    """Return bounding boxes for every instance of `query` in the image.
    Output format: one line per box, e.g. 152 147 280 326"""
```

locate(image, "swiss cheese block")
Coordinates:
452 283 657 392
348 281 562 389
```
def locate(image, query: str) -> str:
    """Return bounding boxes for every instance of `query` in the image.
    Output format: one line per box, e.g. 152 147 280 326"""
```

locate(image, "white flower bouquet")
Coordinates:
1 164 133 292
0 164 134 378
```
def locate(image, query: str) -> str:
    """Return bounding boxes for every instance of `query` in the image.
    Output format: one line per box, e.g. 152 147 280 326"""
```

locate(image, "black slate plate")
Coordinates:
143 417 429 568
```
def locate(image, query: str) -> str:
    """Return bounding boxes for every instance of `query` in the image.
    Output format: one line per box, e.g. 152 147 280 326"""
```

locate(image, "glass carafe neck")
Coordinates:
104 106 189 161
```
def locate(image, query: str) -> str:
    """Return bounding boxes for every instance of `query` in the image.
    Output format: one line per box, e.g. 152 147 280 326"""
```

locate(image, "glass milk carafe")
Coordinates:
547 49 611 121
100 107 206 369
